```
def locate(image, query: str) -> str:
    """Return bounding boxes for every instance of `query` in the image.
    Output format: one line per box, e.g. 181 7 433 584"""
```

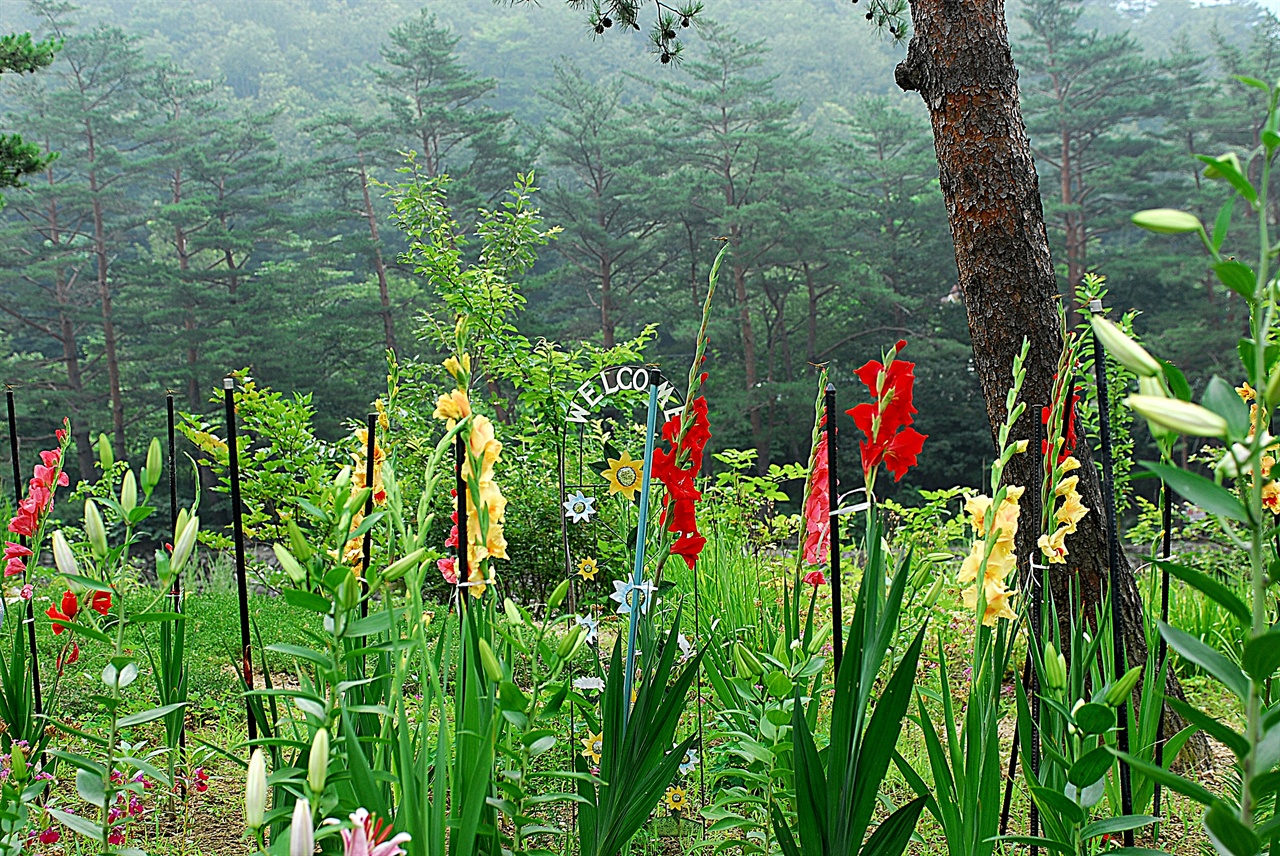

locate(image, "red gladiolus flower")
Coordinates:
846 341 927 484
653 397 712 569
55 428 67 443
46 590 79 635
803 570 827 587
803 427 831 565
91 590 112 616
1041 387 1081 464
57 641 79 673
7 501 38 537
4 558 23 578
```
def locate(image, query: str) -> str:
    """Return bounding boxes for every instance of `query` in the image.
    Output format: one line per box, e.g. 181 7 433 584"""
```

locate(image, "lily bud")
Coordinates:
1105 666 1144 707
9 742 27 783
245 749 266 830
273 544 306 585
923 573 946 609
1203 152 1244 181
478 638 503 682
307 728 329 796
119 470 137 513
290 797 314 856
1091 317 1161 378
336 570 361 613
807 623 832 655
1137 376 1178 443
1125 395 1229 439
84 500 108 559
171 514 199 576
51 530 78 579
556 624 583 659
547 578 571 611
287 519 313 561
504 598 524 626
735 643 765 678
144 438 163 491
97 433 114 471
771 633 791 670
1131 208 1204 235
1044 641 1066 690
382 548 425 581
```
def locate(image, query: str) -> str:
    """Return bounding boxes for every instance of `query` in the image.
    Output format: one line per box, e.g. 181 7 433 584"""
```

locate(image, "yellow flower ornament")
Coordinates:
602 451 643 501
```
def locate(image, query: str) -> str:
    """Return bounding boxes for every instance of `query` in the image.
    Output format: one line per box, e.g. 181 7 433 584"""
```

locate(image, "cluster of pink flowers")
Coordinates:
802 423 831 567
438 494 459 584
8 432 69 546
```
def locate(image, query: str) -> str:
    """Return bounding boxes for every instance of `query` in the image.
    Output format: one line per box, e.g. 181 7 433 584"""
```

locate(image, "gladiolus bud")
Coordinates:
144 438 163 491
307 728 329 796
548 578 570 611
504 598 524 626
1131 208 1204 235
171 515 199 576
245 749 266 830
51 530 77 579
120 470 137 513
557 624 583 659
9 743 27 783
1125 395 1229 439
97 433 114 471
1091 317 1161 378
478 638 503 682
1105 666 1143 707
273 544 307 585
290 797 314 856
287 519 313 561
84 500 108 559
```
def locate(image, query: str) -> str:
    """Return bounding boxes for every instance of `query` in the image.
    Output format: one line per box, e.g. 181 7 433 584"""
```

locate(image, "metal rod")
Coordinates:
623 375 662 725
1153 478 1172 826
1089 299 1134 843
999 656 1031 836
224 377 256 746
825 383 843 677
6 390 43 747
361 413 376 619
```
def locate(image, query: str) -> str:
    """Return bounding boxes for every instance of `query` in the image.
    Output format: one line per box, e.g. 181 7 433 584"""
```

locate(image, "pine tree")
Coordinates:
0 31 59 201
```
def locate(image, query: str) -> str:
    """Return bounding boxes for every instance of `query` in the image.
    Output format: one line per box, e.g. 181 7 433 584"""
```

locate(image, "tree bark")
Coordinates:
357 151 398 353
896 0 1205 763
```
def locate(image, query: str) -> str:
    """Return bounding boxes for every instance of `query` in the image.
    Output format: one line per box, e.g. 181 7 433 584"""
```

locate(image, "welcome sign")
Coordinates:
565 365 684 423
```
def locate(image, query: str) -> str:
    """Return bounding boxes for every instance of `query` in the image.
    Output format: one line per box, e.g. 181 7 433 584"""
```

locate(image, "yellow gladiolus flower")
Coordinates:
1038 526 1070 564
1055 490 1089 533
434 390 471 423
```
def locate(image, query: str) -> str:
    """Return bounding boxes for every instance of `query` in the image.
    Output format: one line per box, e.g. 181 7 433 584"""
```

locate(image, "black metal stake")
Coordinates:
6 390 43 750
224 378 256 746
1089 300 1134 844
825 383 843 677
361 413 376 619
1152 479 1173 827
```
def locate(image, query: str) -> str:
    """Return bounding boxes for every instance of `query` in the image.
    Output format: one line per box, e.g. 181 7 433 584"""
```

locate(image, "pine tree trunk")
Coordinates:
358 153 398 353
896 0 1205 763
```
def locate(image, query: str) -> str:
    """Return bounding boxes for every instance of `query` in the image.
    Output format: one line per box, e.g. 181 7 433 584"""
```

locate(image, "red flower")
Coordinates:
57 641 79 673
46 590 79 635
7 500 38 537
55 427 67 443
846 341 927 484
653 397 712 569
4 558 24 578
437 557 457 585
91 590 112 616
803 570 827 587
1041 387 1081 464
803 428 831 565
38 827 60 845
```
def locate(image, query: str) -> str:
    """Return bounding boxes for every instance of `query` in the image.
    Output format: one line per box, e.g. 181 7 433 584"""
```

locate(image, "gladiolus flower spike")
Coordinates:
846 340 927 490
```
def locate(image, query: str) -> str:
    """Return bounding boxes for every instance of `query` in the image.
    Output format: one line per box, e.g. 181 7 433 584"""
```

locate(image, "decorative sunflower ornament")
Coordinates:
577 556 599 580
602 450 643 501
663 786 688 814
581 731 603 764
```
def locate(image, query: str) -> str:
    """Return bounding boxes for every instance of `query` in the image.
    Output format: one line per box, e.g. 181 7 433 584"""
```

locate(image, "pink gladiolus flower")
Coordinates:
803 570 826 587
437 557 457 585
336 808 410 856
802 428 831 565
4 558 24 577
3 542 31 562
19 584 32 600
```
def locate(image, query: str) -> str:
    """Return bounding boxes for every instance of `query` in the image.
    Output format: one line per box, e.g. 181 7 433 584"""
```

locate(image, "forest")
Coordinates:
0 0 1269 495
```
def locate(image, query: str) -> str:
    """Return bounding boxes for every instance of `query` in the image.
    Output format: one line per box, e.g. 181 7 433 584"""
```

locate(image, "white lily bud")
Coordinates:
170 514 199 576
245 749 266 830
307 728 329 796
290 797 314 856
119 470 137 513
1132 208 1204 235
84 500 108 559
144 438 163 491
1091 316 1161 378
273 543 307 585
1125 395 1229 439
51 530 78 579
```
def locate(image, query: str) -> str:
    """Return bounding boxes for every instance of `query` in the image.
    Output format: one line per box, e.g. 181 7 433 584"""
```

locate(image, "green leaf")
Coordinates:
1080 815 1159 839
1158 560 1250 625
1141 462 1248 523
1244 629 1280 683
1068 745 1113 787
75 767 105 808
118 702 186 728
763 670 793 699
1028 786 1084 825
48 807 104 842
1197 154 1258 203
1164 361 1193 402
1212 197 1235 251
1160 621 1250 699
1204 375 1251 436
860 796 926 856
1109 749 1215 806
281 589 331 613
1166 697 1248 758
1216 261 1258 300
1074 703 1117 736
1205 800 1261 856
345 609 393 638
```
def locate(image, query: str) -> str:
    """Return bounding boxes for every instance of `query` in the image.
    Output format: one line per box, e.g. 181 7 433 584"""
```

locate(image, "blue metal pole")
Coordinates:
623 375 662 725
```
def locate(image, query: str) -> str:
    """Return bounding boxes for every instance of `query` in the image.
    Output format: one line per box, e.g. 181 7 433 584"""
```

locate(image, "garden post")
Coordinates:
166 391 187 760
224 376 256 745
1088 299 1134 843
6 389 43 747
623 371 661 724
361 412 375 618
